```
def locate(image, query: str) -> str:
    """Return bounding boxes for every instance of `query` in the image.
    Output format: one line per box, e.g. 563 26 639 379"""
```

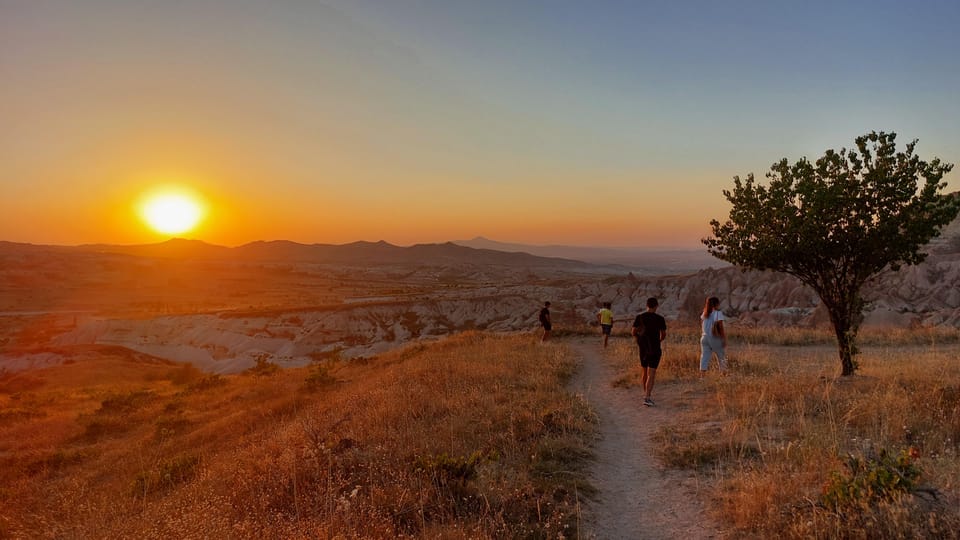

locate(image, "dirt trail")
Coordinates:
568 339 720 540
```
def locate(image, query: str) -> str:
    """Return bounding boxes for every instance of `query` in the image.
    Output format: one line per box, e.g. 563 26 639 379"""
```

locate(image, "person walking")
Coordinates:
632 297 666 406
539 301 552 342
700 296 728 377
597 302 614 348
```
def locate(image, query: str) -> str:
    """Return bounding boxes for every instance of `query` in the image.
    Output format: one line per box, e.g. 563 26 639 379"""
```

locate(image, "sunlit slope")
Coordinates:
0 333 595 539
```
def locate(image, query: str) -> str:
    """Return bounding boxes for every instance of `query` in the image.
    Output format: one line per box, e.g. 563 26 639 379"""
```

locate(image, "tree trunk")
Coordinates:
823 296 861 377
833 324 857 376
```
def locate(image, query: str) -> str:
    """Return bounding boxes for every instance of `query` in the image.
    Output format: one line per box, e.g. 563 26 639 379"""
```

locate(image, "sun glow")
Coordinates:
139 188 205 235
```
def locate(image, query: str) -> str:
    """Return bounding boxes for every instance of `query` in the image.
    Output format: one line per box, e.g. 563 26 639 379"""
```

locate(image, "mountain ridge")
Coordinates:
10 237 599 269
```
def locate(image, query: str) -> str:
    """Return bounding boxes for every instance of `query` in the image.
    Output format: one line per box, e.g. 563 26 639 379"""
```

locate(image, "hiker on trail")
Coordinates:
539 301 552 342
700 296 728 377
597 302 614 348
632 297 666 406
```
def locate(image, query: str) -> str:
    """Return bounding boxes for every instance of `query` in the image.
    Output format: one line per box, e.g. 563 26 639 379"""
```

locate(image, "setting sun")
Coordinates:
139 190 205 235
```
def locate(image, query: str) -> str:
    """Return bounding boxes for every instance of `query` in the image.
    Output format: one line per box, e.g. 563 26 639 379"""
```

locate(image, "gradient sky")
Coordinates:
2 0 959 248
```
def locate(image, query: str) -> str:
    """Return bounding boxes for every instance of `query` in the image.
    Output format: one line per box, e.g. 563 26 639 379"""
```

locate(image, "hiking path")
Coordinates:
568 338 721 540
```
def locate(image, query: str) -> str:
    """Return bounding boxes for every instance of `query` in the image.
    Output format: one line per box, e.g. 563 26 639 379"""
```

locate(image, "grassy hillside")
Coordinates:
609 327 960 539
0 333 595 539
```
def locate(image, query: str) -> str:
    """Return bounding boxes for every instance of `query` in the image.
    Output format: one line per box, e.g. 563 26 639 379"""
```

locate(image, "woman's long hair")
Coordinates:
702 297 720 319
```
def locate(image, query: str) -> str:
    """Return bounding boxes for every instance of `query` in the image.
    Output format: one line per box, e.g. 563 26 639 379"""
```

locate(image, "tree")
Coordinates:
703 131 959 376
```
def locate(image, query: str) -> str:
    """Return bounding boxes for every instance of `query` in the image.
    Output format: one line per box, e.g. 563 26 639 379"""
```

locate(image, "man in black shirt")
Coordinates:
632 297 667 406
539 301 552 342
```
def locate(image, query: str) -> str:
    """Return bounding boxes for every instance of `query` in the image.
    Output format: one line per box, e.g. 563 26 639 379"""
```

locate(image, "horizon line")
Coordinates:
1 236 712 252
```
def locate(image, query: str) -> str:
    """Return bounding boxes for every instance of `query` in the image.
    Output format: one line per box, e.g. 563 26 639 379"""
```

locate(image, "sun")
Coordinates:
139 190 205 235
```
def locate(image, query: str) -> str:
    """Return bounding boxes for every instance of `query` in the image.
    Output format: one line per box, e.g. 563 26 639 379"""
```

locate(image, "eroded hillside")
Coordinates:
4 226 960 373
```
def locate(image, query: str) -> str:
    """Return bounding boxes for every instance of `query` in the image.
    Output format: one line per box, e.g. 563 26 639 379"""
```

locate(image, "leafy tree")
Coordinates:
704 131 959 375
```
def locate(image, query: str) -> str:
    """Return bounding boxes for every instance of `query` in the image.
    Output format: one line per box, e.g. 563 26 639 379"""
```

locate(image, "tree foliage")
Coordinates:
704 131 959 375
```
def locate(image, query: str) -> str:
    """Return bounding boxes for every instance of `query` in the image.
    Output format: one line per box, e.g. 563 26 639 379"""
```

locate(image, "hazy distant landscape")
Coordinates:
453 236 724 274
4 214 960 375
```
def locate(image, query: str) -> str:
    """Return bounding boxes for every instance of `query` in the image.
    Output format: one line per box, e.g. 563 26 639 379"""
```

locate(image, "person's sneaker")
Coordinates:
643 397 654 407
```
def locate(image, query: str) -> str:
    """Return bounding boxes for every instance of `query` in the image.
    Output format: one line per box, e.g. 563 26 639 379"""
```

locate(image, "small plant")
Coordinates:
821 449 922 510
79 418 129 441
96 390 155 416
25 449 88 475
185 374 226 392
131 453 201 496
415 451 486 491
245 355 280 377
302 363 336 391
154 414 191 441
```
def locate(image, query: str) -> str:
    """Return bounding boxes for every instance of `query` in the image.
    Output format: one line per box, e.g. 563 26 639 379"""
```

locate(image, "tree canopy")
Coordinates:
704 131 959 375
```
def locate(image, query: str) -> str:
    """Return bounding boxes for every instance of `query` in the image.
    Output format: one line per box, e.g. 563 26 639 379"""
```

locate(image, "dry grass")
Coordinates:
0 332 595 539
609 325 960 539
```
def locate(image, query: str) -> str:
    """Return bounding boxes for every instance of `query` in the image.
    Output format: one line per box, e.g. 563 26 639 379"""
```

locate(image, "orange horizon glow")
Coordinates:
0 167 721 249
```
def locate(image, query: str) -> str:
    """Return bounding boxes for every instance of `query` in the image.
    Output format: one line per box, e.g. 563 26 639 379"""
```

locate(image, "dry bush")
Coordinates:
0 332 595 539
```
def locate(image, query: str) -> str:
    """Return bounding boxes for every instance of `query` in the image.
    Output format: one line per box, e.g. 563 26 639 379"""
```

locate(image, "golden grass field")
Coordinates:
609 324 960 539
0 333 595 539
3 323 959 539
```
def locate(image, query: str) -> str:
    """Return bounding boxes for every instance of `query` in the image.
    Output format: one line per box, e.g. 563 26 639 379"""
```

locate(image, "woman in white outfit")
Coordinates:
700 296 727 376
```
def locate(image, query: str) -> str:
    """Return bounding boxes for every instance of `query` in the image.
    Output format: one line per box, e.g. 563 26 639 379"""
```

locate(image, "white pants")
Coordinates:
700 334 727 371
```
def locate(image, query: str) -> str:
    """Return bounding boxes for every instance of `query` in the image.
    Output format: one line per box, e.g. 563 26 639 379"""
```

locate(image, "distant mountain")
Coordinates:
236 240 595 267
77 238 231 260
21 238 597 269
453 237 724 274
5 237 718 274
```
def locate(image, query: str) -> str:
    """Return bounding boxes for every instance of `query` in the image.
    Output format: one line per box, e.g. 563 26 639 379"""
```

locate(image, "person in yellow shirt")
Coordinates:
597 302 614 348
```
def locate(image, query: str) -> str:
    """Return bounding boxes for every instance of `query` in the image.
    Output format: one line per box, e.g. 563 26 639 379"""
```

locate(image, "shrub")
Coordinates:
821 449 921 510
97 390 155 416
79 418 130 441
302 363 337 392
415 451 485 490
245 355 280 377
154 414 191 441
131 453 201 496
186 374 226 392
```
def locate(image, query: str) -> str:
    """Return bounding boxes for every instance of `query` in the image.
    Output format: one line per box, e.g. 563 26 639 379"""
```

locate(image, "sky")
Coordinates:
2 0 959 248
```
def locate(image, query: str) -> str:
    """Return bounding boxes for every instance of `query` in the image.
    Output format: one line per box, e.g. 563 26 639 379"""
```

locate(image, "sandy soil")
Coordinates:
569 339 721 540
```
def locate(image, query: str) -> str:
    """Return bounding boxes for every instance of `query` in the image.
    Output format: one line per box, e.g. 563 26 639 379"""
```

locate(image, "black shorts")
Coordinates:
601 324 612 335
541 321 552 331
639 347 662 369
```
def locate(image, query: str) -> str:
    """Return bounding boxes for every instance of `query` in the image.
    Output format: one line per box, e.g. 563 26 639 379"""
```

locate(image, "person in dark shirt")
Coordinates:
632 297 667 406
539 301 552 342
